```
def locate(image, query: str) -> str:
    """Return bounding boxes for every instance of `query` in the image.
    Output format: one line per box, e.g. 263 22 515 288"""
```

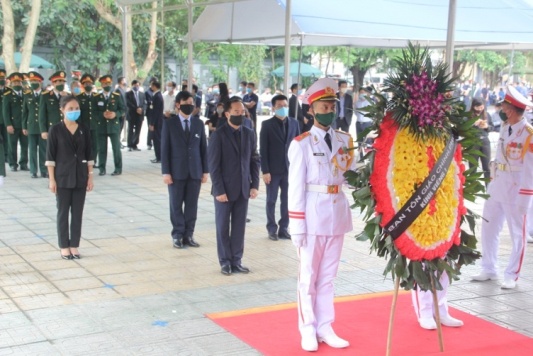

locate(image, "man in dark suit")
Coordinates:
289 83 305 132
334 80 354 132
208 96 260 276
147 81 164 163
260 94 299 241
162 91 208 249
125 80 146 151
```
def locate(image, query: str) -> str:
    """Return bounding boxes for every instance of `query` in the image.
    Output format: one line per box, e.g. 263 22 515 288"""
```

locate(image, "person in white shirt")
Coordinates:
163 81 177 119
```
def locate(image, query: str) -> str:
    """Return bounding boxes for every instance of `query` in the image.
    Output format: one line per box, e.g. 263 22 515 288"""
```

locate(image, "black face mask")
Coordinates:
229 115 244 126
180 104 194 116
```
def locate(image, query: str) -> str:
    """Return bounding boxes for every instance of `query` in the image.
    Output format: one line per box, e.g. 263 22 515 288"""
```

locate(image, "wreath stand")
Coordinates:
386 274 444 356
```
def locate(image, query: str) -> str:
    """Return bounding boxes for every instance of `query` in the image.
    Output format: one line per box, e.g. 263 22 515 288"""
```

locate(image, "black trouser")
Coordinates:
214 194 249 267
0 124 8 161
127 116 143 148
168 177 202 239
470 135 491 184
147 125 154 147
56 187 87 248
265 173 289 235
153 120 162 160
90 129 99 167
28 133 46 175
7 128 28 168
0 132 5 177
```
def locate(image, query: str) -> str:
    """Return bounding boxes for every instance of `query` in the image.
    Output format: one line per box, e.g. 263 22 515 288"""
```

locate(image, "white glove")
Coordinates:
291 234 306 248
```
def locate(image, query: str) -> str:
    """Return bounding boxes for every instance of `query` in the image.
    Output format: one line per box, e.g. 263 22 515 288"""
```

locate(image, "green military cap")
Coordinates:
49 71 67 82
28 71 44 82
98 75 113 85
8 72 24 81
80 73 96 85
0 69 6 78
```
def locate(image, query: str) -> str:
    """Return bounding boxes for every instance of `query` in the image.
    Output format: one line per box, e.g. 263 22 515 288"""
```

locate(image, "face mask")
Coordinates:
0 80 5 86
229 115 244 126
216 108 224 115
315 112 335 127
238 86 243 91
180 104 194 116
73 87 81 95
12 85 23 92
132 86 139 92
275 107 289 118
340 88 348 94
499 110 508 122
167 86 173 93
84 85 93 93
65 110 80 121
55 84 65 92
213 89 220 94
102 85 111 92
30 82 40 90
246 88 252 94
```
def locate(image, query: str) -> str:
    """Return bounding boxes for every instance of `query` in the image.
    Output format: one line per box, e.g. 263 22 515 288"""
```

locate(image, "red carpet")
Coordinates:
207 291 533 355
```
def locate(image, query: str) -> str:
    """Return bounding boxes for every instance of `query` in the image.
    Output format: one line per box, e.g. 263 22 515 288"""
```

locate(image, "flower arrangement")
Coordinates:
345 43 485 291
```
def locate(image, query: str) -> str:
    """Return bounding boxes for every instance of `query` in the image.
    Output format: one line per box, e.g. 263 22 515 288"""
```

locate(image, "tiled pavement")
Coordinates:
0 120 532 355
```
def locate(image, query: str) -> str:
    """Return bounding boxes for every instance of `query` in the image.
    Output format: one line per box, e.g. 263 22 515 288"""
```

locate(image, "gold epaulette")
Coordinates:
23 90 32 95
294 131 311 142
526 124 533 135
41 90 49 95
3 89 12 96
92 92 99 96
112 92 120 96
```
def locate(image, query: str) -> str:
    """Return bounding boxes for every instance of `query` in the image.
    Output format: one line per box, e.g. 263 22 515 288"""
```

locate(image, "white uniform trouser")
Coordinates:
411 273 450 320
481 199 527 281
297 234 343 339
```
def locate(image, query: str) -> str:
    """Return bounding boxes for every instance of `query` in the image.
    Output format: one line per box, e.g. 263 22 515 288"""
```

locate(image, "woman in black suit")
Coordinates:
46 95 94 259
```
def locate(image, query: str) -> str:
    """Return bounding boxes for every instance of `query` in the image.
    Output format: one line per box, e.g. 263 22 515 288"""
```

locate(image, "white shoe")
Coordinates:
301 336 318 352
440 315 463 327
419 317 437 330
471 271 498 281
501 279 517 289
318 333 349 348
527 235 533 243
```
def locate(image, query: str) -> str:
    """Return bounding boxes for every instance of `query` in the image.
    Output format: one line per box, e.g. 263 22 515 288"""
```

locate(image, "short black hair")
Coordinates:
118 76 125 84
131 80 139 86
192 84 198 93
175 90 194 103
224 96 243 112
240 81 247 86
290 83 298 91
338 80 347 86
271 94 288 107
247 82 255 87
59 94 79 109
169 81 176 88
152 81 161 90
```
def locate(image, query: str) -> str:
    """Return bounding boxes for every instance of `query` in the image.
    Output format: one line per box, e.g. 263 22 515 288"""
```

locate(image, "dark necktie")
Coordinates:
234 130 241 149
282 120 287 141
184 119 190 140
325 132 332 152
509 126 512 136
135 91 139 106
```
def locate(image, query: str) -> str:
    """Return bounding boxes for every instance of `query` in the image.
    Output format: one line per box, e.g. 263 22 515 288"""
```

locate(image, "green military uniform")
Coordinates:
95 75 125 175
0 69 7 176
78 73 99 165
22 71 46 177
39 71 66 136
2 72 29 171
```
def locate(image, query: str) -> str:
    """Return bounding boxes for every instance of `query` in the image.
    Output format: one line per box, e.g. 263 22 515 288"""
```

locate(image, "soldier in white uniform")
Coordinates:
473 85 533 289
288 78 355 352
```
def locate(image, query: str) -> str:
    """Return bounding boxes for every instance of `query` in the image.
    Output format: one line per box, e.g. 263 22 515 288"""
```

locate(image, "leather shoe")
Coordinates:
318 333 349 348
440 315 463 327
246 218 251 223
30 173 38 178
173 238 184 249
231 264 250 273
151 159 161 163
20 166 29 171
501 278 517 289
301 336 318 352
61 254 73 260
10 166 17 172
71 254 81 260
419 317 437 330
111 171 122 176
134 147 141 151
128 148 132 152
472 271 498 281
147 145 152 150
221 265 232 275
41 172 48 178
268 232 278 241
99 170 106 176
278 230 291 239
185 236 200 248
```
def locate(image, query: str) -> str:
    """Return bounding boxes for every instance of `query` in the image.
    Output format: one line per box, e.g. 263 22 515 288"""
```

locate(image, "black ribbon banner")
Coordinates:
384 136 457 240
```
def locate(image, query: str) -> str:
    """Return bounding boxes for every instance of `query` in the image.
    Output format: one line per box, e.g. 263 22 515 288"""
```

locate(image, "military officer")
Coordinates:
39 71 67 139
2 72 29 172
473 85 533 289
288 78 355 352
22 71 47 178
94 75 125 176
0 69 8 176
77 73 99 166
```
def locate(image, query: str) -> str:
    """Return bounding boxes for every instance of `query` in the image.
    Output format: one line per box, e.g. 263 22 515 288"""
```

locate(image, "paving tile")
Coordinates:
2 282 60 298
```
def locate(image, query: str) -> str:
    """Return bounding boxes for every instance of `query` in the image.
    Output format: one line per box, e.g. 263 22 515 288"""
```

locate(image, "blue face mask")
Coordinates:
246 88 252 94
213 89 220 94
65 110 80 121
73 87 81 95
275 107 289 118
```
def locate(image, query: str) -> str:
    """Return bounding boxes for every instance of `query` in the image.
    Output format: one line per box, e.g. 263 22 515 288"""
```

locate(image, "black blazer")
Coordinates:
46 122 92 189
147 91 164 128
260 116 300 175
336 92 354 126
126 90 146 121
161 115 208 180
289 94 304 122
208 124 260 201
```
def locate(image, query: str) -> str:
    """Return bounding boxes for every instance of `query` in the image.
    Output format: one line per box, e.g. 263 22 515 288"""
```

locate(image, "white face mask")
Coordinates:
167 86 173 93
340 88 348 94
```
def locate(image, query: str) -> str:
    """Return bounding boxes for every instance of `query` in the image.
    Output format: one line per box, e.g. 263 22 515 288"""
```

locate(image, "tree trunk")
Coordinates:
137 1 159 83
350 65 367 89
19 0 41 72
1 0 17 73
